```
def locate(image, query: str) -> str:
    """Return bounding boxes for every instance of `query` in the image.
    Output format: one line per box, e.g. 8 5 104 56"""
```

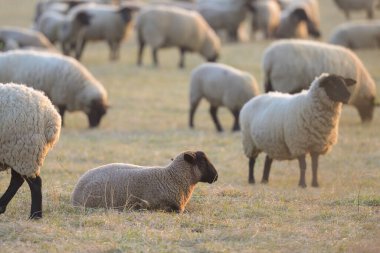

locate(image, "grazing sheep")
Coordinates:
71 151 218 212
60 3 134 61
136 5 221 68
189 63 259 132
262 39 377 122
334 0 378 19
275 0 321 38
196 0 252 42
251 0 281 39
0 50 108 128
0 83 61 219
0 26 56 51
240 73 355 187
328 21 380 50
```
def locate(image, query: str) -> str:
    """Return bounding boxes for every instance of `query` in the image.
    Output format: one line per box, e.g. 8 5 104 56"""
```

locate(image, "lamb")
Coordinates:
189 62 259 132
71 151 218 212
60 3 134 61
0 83 61 219
0 26 56 51
262 39 377 122
240 73 355 187
250 0 281 39
275 0 321 38
334 0 378 19
328 21 380 50
196 0 252 42
0 50 108 128
136 5 221 68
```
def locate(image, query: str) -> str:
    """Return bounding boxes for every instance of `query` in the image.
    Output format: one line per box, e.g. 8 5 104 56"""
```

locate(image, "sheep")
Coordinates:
275 0 321 39
71 151 218 212
250 0 281 39
136 5 221 68
328 21 380 50
0 83 61 219
262 39 377 122
33 0 88 24
0 50 108 128
196 0 252 42
334 0 378 20
60 3 134 61
189 63 259 132
0 26 56 51
35 11 67 45
240 73 355 187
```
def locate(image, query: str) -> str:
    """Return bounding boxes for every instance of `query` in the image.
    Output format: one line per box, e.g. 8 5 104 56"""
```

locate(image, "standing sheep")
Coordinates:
275 0 321 39
262 39 377 122
328 21 380 50
334 0 378 19
0 83 61 219
0 26 56 51
189 63 259 132
251 0 281 39
240 73 355 187
136 5 221 68
0 50 108 128
60 3 134 61
71 151 218 212
196 0 252 42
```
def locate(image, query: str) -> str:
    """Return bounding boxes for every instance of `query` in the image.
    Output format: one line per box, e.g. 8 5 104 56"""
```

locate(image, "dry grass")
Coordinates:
0 0 379 252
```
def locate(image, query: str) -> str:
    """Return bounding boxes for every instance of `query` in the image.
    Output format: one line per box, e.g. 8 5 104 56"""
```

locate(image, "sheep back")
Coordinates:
190 62 259 110
0 83 61 178
262 39 376 122
0 27 54 50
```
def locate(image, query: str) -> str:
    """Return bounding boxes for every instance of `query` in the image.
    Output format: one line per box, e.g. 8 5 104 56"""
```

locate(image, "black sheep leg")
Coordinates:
261 155 273 184
231 109 240 131
75 39 87 61
209 105 223 132
298 155 307 188
25 176 42 219
137 40 145 66
178 47 186 69
311 153 319 187
152 48 159 67
58 105 66 127
248 157 256 184
0 169 25 214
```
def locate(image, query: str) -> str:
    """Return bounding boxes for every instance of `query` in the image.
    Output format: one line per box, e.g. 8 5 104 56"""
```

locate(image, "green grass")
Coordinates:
0 0 379 252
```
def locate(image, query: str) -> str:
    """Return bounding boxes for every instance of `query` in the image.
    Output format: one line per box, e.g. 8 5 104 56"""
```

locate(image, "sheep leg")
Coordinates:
58 105 66 127
367 8 374 19
231 109 240 131
261 155 273 184
75 39 86 61
0 169 25 214
108 40 120 61
25 176 42 219
152 48 159 67
298 155 307 188
209 105 223 132
311 153 319 187
248 157 256 184
189 100 200 129
137 40 145 66
178 48 186 69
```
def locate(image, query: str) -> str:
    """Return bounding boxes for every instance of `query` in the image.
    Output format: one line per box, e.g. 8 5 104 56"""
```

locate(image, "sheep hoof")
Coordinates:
29 211 42 220
0 206 6 214
248 179 255 184
311 182 319 187
261 179 268 184
298 183 307 188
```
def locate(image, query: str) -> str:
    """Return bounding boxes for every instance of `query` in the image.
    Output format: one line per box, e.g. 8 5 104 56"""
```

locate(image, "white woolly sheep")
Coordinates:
328 21 380 50
33 0 88 24
60 3 134 61
35 11 67 45
251 0 281 39
0 83 61 219
0 26 56 51
0 50 108 128
189 62 259 132
71 151 218 212
334 0 378 19
275 0 321 39
136 5 221 68
196 0 252 42
262 39 377 122
240 73 355 187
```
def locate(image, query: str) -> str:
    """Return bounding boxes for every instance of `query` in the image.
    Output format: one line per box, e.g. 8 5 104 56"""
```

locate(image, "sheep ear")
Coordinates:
184 152 196 165
344 78 356 87
292 8 308 21
76 12 92 26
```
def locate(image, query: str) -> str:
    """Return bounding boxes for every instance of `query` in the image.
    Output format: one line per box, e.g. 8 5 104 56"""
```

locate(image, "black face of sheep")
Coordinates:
319 74 356 104
207 54 219 63
184 151 218 184
87 99 107 128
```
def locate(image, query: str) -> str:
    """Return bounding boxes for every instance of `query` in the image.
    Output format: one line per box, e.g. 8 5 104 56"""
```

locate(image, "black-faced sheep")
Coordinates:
334 0 378 19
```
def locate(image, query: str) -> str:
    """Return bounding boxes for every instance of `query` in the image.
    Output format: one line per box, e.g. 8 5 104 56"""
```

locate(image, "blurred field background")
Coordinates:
0 0 379 252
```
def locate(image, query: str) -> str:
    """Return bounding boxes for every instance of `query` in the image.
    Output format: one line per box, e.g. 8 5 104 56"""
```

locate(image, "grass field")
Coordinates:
0 0 379 252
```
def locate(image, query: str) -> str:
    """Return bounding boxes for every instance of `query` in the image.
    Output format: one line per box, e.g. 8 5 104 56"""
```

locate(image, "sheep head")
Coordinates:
184 151 218 184
87 98 108 128
319 74 356 104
